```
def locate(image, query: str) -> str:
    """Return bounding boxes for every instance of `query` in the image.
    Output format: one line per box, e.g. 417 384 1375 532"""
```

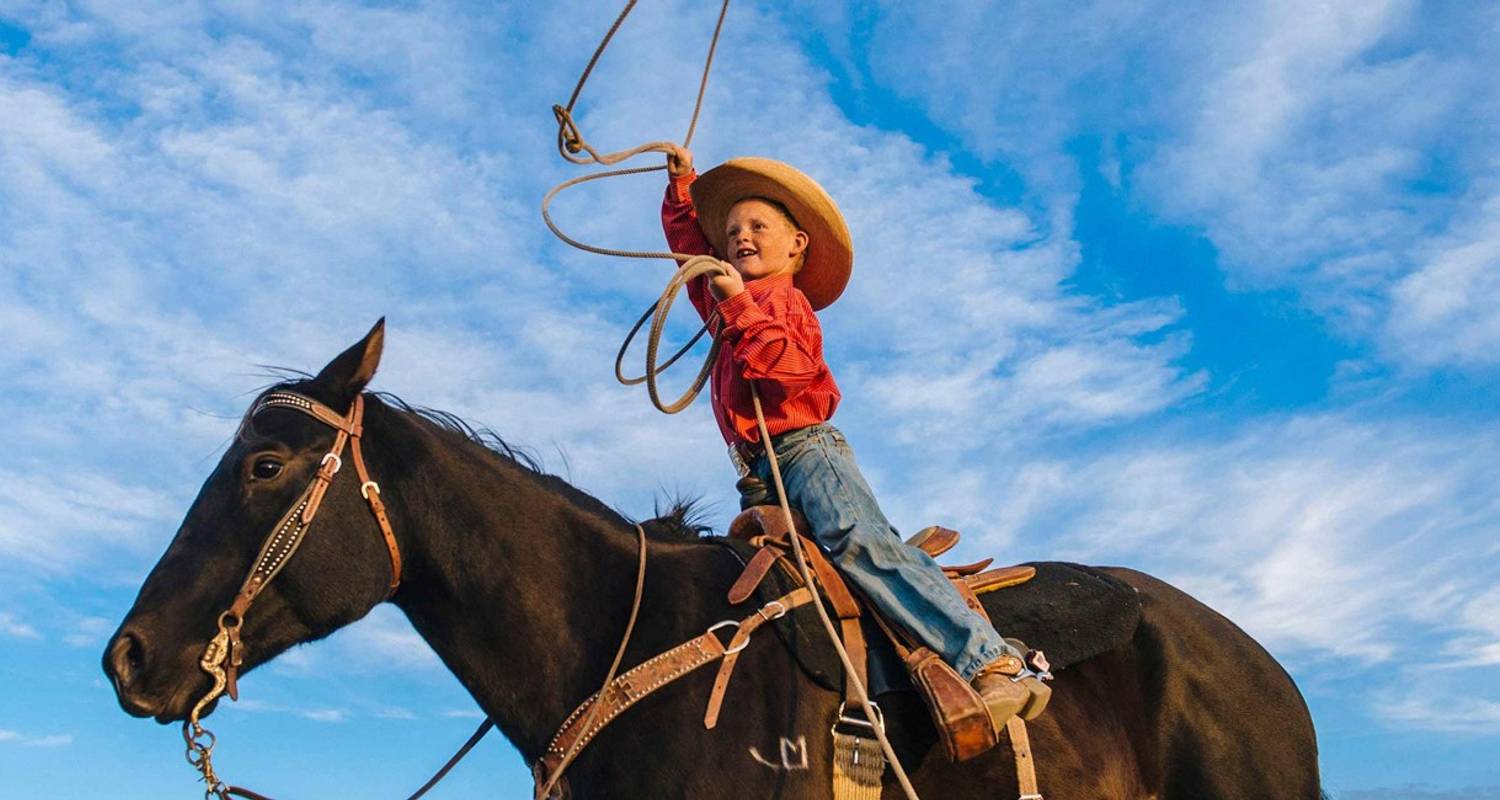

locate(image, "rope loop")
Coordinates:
541 0 735 413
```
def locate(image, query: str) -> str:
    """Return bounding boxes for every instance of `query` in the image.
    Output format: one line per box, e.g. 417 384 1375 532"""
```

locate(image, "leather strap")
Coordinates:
1006 716 1041 799
536 593 804 789
727 546 780 604
703 587 814 728
349 423 401 593
729 533 869 709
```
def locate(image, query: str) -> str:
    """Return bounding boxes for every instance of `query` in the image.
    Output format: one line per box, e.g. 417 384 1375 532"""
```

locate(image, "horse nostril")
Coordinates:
108 629 147 688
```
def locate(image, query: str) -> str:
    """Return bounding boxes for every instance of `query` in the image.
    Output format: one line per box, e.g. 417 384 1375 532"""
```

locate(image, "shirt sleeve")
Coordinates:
661 171 715 322
715 289 827 402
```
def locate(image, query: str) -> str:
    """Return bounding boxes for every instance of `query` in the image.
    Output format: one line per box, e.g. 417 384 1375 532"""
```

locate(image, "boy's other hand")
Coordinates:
666 145 694 177
709 266 744 300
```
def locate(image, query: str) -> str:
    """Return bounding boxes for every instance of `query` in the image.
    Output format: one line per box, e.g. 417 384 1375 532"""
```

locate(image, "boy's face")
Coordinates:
724 199 808 282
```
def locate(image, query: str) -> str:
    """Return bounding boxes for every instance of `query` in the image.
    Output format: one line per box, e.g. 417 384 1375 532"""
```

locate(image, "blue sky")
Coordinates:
2 0 1498 797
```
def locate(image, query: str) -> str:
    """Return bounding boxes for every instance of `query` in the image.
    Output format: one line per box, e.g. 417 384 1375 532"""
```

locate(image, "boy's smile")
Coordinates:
725 198 808 282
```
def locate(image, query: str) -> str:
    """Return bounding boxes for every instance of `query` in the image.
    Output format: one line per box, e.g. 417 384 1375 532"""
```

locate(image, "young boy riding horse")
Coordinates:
661 146 1051 733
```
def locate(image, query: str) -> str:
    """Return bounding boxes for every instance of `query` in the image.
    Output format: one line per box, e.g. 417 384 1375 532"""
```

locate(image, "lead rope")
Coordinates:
539 4 922 798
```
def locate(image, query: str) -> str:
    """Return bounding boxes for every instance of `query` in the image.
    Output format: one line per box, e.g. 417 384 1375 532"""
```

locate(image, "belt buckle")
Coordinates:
728 443 752 478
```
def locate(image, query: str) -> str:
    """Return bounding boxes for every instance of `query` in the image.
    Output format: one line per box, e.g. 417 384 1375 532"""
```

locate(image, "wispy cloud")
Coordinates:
825 1 1500 373
300 708 348 723
0 729 72 747
63 616 114 648
1380 690 1500 735
0 611 40 639
886 413 1500 667
0 468 181 573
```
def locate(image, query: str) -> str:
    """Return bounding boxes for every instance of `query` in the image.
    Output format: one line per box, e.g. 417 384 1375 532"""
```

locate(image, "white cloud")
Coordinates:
63 616 114 648
823 1 1500 373
0 611 40 639
882 414 1500 666
268 605 441 676
300 708 348 723
0 469 180 572
1381 690 1500 734
0 728 72 747
1388 186 1500 368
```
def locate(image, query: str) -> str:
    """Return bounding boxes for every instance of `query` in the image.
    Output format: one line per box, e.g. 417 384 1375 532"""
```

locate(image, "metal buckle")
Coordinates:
727 444 751 478
832 700 884 734
320 452 342 474
706 620 749 654
360 481 380 499
755 600 787 622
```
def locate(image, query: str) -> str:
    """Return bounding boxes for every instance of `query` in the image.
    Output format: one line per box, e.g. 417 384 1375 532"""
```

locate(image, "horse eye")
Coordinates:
251 458 284 480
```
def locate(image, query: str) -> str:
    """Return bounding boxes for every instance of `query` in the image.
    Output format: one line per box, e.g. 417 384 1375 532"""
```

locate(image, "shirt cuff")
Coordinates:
716 289 767 334
669 170 697 204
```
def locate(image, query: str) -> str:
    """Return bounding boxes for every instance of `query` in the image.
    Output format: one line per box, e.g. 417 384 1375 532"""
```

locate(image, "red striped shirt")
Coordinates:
662 172 842 447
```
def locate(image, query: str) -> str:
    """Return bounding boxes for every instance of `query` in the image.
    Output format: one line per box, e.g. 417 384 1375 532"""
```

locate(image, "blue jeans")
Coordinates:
744 423 1014 681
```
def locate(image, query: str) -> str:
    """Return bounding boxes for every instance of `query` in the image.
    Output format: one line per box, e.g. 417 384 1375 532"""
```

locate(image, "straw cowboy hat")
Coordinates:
690 157 853 310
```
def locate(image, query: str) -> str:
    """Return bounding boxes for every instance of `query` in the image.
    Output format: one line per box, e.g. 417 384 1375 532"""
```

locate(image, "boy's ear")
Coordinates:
311 318 385 409
790 229 809 258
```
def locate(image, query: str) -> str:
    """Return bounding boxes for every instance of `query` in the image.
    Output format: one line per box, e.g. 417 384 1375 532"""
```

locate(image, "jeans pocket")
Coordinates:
826 427 852 455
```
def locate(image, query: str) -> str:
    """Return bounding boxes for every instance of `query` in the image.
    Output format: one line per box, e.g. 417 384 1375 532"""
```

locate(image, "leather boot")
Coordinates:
969 653 1051 730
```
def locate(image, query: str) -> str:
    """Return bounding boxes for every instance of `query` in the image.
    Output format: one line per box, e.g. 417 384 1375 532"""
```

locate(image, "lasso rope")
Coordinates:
539 2 921 798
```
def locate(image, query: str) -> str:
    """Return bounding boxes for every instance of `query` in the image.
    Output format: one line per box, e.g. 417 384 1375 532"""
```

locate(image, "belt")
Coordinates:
727 424 827 477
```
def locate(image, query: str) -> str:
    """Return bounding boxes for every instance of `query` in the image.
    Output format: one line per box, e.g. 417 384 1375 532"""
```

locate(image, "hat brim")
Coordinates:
690 158 853 310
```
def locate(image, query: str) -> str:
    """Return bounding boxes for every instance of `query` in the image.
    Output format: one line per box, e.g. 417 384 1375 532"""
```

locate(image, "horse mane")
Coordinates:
369 391 714 543
372 391 546 473
242 377 714 542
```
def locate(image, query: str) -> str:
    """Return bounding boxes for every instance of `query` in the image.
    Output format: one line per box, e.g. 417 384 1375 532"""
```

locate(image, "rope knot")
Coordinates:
552 104 585 155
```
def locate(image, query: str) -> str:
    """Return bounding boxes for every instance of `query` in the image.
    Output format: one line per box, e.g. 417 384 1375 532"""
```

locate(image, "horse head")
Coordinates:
103 319 400 723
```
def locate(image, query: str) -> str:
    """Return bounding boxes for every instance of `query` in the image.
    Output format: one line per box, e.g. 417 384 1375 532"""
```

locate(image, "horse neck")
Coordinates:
371 405 709 759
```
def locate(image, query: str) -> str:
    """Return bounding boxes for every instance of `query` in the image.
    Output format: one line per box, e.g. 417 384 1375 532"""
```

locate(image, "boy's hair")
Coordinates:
734 195 808 273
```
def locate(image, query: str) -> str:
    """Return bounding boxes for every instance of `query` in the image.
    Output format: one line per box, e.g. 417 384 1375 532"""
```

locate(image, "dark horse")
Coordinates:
104 322 1321 798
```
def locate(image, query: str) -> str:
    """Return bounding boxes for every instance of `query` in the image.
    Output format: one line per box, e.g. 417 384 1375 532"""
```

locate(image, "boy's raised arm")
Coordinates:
661 145 716 320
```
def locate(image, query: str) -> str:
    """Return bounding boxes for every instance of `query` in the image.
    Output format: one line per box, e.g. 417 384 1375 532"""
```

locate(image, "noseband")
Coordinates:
184 390 402 799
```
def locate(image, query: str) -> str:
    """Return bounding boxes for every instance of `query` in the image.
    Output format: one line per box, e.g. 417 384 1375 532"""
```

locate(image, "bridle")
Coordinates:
176 387 649 800
183 390 403 799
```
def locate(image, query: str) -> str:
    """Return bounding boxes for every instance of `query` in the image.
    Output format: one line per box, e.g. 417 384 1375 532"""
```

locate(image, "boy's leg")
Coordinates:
754 425 1050 726
756 425 1012 680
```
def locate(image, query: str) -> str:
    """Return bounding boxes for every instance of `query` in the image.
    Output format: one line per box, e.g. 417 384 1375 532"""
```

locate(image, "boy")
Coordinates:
661 146 1050 730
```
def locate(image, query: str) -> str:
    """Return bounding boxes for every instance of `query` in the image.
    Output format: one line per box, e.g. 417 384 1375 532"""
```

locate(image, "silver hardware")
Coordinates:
832 700 884 732
706 619 746 654
321 452 342 473
756 600 787 622
727 444 752 478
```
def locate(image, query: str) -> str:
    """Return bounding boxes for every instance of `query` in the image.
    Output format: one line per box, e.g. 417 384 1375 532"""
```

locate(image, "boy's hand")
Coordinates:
666 144 694 177
709 266 744 300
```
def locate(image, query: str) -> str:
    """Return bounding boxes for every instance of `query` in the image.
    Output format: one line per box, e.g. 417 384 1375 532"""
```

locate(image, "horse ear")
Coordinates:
313 318 385 404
